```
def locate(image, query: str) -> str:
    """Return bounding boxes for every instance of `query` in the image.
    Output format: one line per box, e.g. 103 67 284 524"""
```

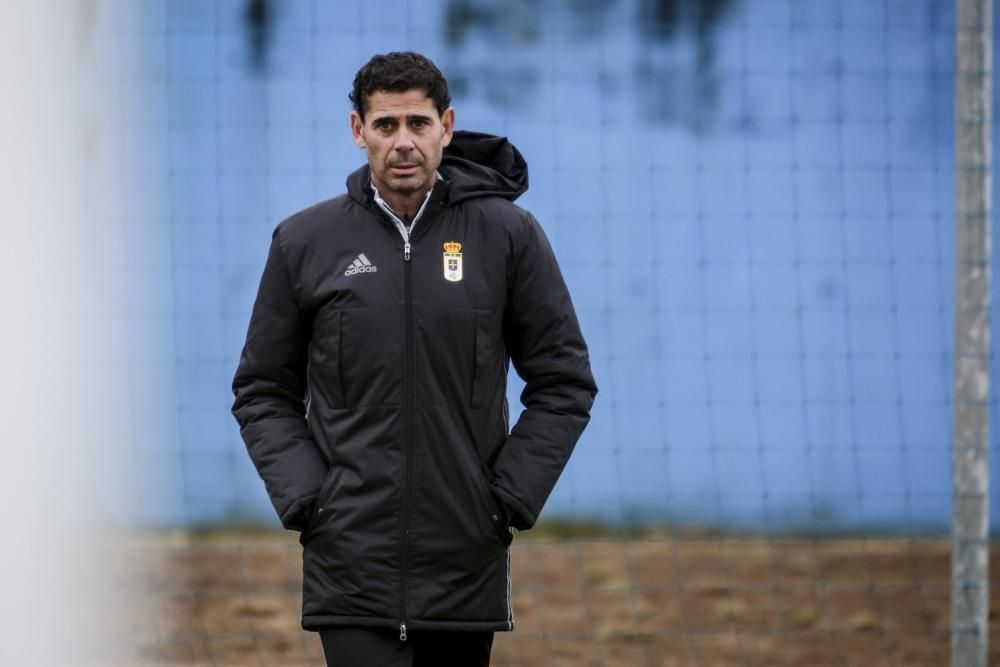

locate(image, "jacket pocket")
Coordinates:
308 308 345 408
471 309 500 408
477 463 513 547
299 467 336 546
488 492 513 547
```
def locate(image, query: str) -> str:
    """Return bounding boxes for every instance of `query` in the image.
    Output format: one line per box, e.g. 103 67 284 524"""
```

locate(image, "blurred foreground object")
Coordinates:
0 2 143 664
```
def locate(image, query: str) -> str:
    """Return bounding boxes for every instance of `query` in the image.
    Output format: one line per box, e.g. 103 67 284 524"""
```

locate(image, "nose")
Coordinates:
393 127 416 153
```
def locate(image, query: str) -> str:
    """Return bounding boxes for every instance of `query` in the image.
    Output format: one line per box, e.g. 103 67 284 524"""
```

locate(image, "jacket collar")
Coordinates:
369 172 442 229
346 164 451 212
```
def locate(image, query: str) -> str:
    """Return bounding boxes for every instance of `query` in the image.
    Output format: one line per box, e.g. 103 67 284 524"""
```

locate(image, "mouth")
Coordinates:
389 163 419 176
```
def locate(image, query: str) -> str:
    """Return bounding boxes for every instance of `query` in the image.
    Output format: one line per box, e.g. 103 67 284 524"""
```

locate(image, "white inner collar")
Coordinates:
369 170 442 230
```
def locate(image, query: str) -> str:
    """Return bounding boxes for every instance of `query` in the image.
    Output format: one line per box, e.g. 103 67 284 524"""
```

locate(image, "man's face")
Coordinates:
351 89 454 199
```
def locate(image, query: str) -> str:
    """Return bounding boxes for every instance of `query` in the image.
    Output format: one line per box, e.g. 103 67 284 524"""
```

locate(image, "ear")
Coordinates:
350 111 366 148
440 107 455 148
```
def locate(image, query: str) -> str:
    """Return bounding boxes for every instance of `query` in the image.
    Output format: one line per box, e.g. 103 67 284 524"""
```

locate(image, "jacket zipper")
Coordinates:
370 190 421 641
399 247 413 641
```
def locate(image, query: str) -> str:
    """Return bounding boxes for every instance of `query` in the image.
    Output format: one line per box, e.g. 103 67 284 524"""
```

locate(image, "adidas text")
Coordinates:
345 265 378 276
345 252 378 276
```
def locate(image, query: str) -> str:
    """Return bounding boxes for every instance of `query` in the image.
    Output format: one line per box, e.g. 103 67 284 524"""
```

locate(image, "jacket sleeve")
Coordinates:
488 212 598 531
231 225 328 532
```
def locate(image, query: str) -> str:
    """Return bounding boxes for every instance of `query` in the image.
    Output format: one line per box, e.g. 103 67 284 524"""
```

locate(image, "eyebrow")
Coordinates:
371 113 433 125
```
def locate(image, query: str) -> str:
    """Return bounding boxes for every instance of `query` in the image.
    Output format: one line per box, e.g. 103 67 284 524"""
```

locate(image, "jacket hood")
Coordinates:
440 130 528 203
346 130 528 207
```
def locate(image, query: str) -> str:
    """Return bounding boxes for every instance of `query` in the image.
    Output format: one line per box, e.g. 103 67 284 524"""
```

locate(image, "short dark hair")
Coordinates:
350 52 451 120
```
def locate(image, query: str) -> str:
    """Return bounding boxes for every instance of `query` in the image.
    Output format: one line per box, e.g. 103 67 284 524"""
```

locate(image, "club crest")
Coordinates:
443 241 463 282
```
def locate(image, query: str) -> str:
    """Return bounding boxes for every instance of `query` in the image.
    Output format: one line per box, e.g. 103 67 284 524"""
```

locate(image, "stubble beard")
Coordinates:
381 162 433 196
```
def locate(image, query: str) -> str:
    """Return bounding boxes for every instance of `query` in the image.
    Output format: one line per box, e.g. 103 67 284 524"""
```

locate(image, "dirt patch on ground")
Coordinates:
109 527 998 666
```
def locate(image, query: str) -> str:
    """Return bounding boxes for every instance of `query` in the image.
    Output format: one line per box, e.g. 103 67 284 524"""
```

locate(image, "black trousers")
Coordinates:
319 626 495 667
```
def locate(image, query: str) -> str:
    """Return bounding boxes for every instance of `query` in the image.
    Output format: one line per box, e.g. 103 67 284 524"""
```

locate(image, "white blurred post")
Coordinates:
0 2 139 664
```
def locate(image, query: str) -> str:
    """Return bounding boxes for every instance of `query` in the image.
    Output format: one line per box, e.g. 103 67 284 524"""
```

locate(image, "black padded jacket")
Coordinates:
231 131 597 635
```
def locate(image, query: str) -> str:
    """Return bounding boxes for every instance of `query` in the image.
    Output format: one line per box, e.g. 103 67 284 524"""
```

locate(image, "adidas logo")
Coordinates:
344 253 378 276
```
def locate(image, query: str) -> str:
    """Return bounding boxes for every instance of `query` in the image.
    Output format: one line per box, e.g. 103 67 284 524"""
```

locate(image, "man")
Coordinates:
231 51 597 667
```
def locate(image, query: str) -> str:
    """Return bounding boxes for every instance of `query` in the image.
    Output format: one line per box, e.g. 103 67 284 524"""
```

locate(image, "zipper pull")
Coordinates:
399 623 407 641
404 242 411 261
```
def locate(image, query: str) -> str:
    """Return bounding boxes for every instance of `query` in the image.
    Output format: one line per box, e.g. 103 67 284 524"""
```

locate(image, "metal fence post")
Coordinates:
952 0 992 665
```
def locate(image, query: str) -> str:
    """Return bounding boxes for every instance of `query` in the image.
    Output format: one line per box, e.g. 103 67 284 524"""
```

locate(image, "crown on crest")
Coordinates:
443 242 462 253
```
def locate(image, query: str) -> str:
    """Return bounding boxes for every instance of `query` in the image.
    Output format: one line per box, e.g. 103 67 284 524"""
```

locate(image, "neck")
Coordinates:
370 174 436 219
